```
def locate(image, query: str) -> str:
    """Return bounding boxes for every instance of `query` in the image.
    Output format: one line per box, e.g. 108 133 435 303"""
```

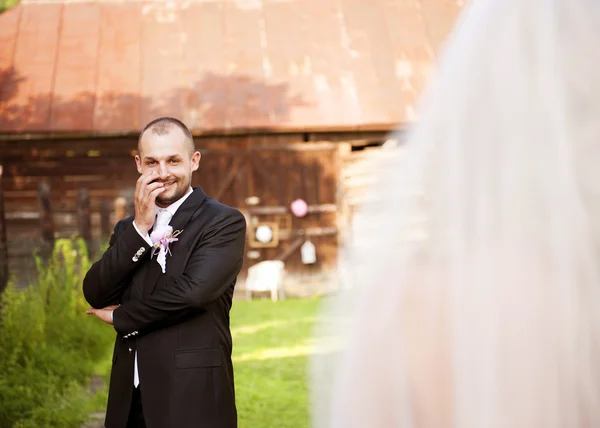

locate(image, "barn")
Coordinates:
0 0 463 293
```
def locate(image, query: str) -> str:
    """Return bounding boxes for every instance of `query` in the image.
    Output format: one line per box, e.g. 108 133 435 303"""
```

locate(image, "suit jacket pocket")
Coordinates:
175 349 222 369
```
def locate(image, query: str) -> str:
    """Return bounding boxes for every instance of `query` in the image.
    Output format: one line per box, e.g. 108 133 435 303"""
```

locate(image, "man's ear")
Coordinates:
191 151 201 172
135 155 143 174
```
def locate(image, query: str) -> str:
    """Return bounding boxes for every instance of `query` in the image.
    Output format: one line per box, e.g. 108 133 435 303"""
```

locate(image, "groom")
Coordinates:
84 117 246 428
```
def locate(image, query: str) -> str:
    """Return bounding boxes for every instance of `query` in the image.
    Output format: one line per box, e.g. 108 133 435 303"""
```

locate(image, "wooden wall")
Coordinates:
0 131 387 291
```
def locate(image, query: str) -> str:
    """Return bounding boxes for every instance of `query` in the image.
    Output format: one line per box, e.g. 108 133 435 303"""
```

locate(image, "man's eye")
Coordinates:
146 161 156 166
170 160 180 164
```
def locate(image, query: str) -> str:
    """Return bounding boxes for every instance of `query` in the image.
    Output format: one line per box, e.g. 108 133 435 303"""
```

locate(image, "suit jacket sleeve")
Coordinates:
112 210 247 336
83 221 153 309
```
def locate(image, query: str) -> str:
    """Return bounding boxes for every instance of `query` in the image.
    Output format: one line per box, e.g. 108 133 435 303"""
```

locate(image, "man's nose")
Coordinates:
158 163 169 179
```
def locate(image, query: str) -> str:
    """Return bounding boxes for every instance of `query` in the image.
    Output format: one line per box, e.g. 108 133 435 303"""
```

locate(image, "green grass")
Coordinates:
0 236 323 427
232 298 322 428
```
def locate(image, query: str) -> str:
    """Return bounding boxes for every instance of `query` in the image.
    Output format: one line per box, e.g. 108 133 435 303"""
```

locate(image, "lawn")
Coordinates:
232 298 322 428
82 297 323 428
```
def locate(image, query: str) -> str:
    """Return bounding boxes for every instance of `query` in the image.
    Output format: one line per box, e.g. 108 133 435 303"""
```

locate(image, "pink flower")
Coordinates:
150 227 183 273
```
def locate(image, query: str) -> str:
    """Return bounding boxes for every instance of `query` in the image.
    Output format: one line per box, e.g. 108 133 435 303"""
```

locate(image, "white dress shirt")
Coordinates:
128 186 193 387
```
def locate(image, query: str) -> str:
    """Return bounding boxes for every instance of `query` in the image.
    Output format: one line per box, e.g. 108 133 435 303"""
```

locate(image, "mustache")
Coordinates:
151 179 177 185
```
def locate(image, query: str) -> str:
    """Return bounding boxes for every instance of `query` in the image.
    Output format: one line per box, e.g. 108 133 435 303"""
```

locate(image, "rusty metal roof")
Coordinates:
0 0 464 134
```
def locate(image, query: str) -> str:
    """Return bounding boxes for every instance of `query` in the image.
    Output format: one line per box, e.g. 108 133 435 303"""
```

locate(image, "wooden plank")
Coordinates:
276 152 286 205
99 199 111 240
300 159 308 202
114 197 127 222
276 237 304 262
248 155 283 203
77 188 92 249
5 212 41 220
247 203 337 215
214 154 247 201
203 142 338 153
37 182 54 247
313 158 321 204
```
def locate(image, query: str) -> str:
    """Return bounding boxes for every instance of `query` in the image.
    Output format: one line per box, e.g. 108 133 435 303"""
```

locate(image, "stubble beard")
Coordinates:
156 178 190 207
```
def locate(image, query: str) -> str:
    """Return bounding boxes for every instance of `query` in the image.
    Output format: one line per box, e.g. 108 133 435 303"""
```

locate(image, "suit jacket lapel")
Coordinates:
141 186 208 296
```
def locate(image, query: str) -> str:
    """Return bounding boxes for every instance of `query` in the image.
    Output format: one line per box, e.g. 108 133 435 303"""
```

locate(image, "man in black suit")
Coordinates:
84 117 246 428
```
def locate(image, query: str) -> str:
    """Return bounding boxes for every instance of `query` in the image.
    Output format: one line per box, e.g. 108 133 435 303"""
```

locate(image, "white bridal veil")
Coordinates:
312 0 600 427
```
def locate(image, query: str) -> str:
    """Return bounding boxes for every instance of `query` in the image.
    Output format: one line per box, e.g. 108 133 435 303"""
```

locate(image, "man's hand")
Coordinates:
134 171 165 235
86 305 119 325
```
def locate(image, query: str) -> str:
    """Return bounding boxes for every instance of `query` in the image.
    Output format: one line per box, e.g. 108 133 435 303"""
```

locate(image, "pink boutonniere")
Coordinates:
150 227 183 273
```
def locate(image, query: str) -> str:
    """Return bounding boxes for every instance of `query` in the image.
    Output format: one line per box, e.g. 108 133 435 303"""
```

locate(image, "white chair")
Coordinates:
245 260 286 301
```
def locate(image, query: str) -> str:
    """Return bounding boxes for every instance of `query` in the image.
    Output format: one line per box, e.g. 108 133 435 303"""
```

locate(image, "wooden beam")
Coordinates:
203 142 338 153
77 188 92 252
99 200 111 240
294 227 337 237
276 237 304 262
5 212 40 220
247 203 337 216
114 197 126 222
125 193 135 218
37 181 55 255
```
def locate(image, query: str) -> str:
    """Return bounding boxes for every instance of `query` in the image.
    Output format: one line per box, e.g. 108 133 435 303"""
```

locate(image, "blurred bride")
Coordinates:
311 1 600 427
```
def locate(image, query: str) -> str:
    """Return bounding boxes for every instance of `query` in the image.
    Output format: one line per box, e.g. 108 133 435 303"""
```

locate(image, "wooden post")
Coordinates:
313 159 321 223
37 181 54 256
335 143 352 246
99 199 111 240
114 197 126 222
126 193 135 218
77 188 92 254
0 165 8 294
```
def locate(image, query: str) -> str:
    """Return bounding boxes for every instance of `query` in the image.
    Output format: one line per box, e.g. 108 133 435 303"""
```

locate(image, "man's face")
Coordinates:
135 127 201 208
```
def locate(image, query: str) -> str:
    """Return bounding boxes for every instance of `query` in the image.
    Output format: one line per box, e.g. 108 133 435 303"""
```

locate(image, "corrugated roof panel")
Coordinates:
0 7 19 71
261 0 317 129
7 4 62 131
303 0 362 127
140 2 187 125
222 1 271 129
50 3 101 131
0 0 465 134
0 6 21 130
94 3 143 132
383 0 435 122
180 1 226 130
341 0 397 126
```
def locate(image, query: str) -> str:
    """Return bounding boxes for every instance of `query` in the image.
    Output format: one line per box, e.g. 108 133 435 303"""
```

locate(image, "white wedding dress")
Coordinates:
312 0 600 427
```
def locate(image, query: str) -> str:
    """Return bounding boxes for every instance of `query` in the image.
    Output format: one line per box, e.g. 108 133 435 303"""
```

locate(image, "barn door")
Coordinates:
194 142 340 283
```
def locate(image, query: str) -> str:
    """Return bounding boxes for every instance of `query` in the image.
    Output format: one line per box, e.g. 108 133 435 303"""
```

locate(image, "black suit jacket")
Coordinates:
83 187 246 428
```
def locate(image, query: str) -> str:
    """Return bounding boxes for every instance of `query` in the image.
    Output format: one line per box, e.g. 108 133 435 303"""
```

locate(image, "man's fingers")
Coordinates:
149 186 166 201
138 171 157 186
136 172 158 196
144 181 165 196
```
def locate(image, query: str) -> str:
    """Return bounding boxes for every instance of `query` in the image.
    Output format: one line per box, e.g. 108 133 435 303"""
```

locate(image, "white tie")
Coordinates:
134 209 171 388
155 208 172 228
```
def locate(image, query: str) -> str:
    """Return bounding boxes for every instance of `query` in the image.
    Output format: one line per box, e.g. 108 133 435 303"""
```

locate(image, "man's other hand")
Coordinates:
86 305 119 325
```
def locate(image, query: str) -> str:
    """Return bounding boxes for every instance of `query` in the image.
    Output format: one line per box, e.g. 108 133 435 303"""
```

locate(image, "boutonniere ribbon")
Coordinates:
150 226 183 273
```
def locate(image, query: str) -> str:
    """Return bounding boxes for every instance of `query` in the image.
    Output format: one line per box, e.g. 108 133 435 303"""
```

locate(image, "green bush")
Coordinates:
0 0 19 13
0 238 114 427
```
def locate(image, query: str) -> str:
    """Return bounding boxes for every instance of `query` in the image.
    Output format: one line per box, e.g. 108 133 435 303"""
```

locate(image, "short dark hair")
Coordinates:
138 117 196 155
